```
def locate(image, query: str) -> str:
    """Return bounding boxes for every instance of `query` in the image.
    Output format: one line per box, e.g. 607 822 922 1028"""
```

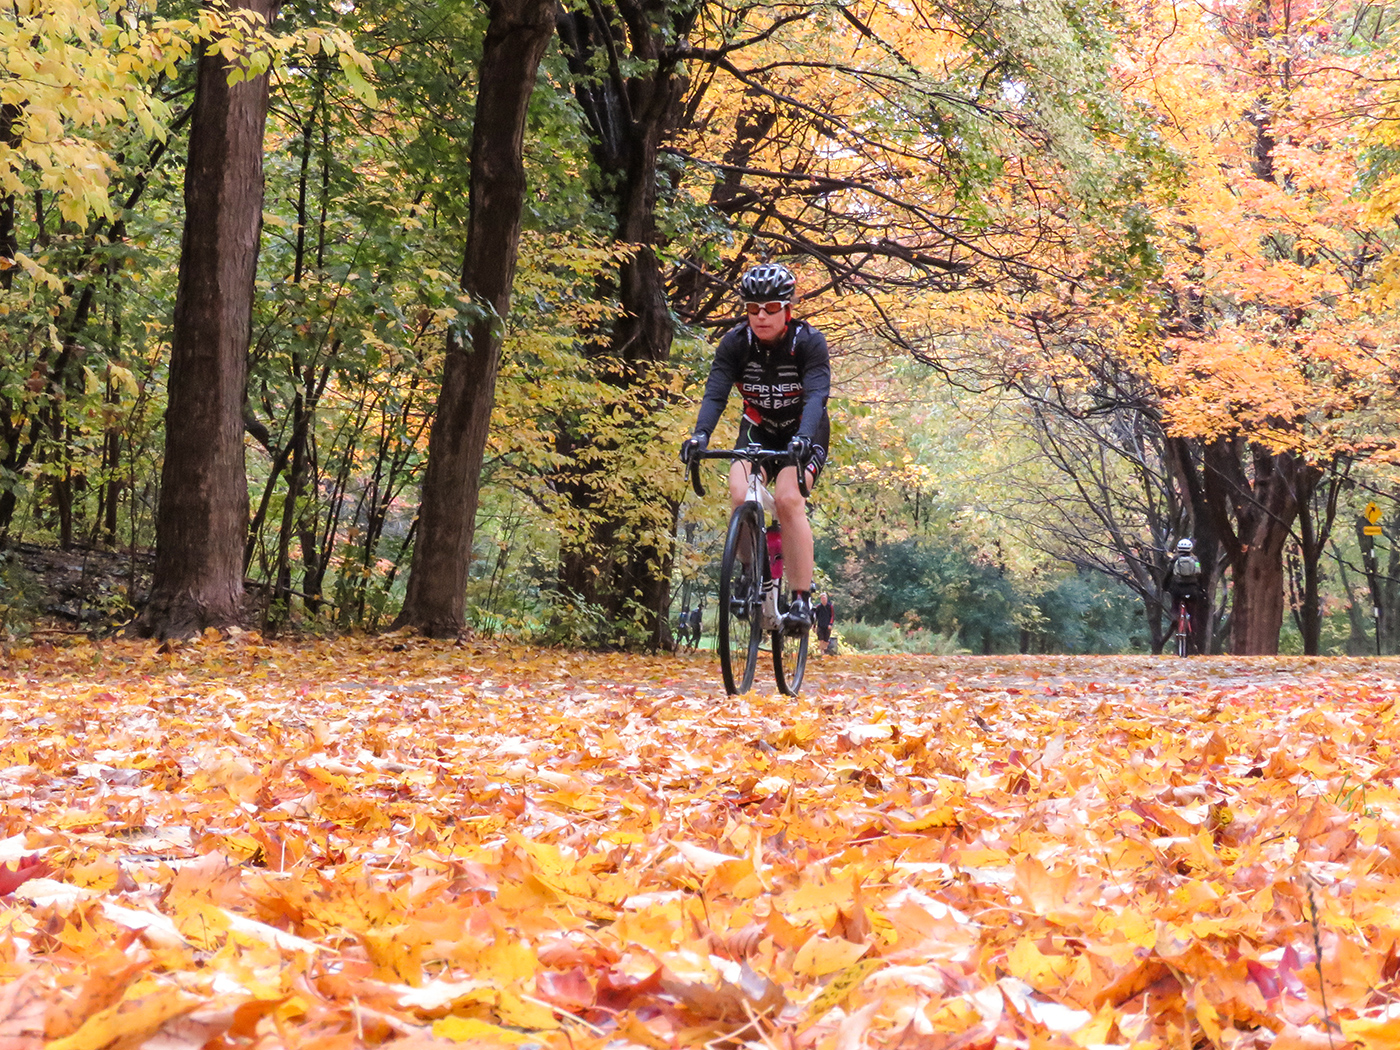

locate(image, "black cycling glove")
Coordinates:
680 432 709 464
787 435 812 465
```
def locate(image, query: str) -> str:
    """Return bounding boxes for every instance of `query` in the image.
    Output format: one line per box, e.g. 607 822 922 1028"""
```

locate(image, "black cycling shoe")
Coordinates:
783 594 813 636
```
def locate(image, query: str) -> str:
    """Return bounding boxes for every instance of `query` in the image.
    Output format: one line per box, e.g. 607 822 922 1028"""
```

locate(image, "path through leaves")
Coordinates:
0 637 1398 1049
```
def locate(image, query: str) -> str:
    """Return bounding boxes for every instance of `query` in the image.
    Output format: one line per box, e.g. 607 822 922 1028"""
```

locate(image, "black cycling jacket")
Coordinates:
693 320 831 441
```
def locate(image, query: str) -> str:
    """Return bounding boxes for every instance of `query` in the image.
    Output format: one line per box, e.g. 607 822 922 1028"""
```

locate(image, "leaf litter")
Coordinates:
0 636 1398 1049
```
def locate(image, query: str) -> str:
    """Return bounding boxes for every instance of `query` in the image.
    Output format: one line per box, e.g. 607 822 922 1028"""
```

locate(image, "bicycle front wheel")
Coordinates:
773 623 808 696
718 505 764 695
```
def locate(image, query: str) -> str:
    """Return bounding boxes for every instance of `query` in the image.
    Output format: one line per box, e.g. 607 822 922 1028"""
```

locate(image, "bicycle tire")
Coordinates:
718 505 764 695
1177 603 1190 658
772 575 809 697
773 625 808 696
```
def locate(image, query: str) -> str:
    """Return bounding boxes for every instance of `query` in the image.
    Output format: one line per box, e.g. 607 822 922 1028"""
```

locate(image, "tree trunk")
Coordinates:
672 100 776 325
1382 500 1400 654
1333 545 1373 654
1163 435 1219 655
99 419 122 547
0 102 18 292
1200 438 1314 655
1293 523 1319 656
553 0 697 648
393 0 556 638
137 0 281 639
1231 537 1289 654
266 388 308 633
1290 467 1345 655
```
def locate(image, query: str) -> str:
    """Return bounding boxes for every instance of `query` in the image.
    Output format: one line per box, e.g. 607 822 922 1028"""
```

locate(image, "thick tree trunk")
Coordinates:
554 0 696 649
393 0 557 637
1231 538 1289 654
137 0 281 639
1200 438 1314 655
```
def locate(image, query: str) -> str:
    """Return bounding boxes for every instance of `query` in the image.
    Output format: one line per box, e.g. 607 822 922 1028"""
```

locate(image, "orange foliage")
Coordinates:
0 635 1397 1047
1124 0 1400 459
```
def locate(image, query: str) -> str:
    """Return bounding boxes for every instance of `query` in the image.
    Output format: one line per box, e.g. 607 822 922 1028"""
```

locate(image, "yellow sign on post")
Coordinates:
1364 502 1383 525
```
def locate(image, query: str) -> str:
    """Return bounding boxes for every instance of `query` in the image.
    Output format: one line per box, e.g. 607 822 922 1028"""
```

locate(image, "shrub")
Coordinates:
837 620 964 654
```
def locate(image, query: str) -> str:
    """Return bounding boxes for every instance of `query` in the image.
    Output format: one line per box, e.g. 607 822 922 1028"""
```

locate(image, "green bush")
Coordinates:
818 538 1025 653
0 552 43 637
1028 572 1151 653
837 620 964 654
818 537 1147 654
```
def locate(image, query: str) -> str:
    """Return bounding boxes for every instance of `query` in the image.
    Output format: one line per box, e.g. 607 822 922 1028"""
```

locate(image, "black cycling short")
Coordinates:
737 416 830 487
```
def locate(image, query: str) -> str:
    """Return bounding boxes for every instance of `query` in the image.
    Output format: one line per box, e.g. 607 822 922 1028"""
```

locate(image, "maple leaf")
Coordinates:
0 857 52 896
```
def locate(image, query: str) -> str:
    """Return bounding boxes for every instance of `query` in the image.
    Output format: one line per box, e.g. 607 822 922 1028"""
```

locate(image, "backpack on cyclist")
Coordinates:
1172 552 1201 583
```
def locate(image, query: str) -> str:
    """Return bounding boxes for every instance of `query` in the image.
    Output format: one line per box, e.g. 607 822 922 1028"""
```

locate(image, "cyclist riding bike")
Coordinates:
1165 537 1203 652
679 263 831 634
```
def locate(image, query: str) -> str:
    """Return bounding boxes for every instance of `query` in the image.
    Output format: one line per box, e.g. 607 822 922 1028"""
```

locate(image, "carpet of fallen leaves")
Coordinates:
1 636 1399 1050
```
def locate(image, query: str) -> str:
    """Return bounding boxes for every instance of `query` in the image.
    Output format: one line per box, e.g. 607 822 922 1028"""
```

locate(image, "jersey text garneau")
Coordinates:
693 320 830 441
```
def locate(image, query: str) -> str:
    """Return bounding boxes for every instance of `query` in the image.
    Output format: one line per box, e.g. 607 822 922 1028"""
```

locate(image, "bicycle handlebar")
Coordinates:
687 444 812 500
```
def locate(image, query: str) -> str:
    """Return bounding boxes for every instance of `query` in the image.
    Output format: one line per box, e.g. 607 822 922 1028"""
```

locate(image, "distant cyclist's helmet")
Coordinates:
739 263 796 303
1176 538 1195 553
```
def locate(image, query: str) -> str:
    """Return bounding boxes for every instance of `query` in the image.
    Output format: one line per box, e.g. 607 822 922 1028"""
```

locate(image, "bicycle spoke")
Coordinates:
718 506 764 695
773 566 808 696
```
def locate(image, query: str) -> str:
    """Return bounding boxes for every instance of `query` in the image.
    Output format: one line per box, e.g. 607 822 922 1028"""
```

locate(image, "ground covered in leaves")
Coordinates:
0 638 1398 1050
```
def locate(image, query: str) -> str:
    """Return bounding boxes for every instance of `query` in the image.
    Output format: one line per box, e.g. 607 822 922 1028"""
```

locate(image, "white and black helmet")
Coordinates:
739 263 796 302
1176 538 1195 553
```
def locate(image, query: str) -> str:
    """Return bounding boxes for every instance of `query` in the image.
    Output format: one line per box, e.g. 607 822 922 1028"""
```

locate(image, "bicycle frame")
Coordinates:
688 443 812 695
1176 599 1191 657
740 467 782 630
693 445 807 630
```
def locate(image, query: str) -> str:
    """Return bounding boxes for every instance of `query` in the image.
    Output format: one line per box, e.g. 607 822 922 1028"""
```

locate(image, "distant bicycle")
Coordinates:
688 444 810 695
1175 598 1192 657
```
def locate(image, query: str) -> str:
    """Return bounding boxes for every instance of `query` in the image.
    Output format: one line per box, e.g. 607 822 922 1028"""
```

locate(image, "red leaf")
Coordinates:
1246 958 1278 1001
596 967 664 1013
0 856 51 896
535 967 594 1011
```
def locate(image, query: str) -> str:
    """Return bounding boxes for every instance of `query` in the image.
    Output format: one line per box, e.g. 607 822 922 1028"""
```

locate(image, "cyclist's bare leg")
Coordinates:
728 461 751 511
774 465 815 592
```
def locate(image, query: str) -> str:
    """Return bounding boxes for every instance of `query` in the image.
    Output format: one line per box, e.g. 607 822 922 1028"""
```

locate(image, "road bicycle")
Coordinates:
1175 598 1192 657
688 444 810 696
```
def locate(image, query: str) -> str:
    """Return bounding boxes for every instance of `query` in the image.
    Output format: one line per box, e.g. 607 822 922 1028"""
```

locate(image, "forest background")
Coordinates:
7 0 1400 657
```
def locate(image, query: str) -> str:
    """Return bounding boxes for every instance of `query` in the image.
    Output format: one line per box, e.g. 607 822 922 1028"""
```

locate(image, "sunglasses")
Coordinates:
744 301 789 315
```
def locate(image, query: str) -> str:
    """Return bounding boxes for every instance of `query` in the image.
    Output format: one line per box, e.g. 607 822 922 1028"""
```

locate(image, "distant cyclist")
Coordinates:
1165 538 1203 649
688 602 703 650
815 592 836 654
679 263 831 634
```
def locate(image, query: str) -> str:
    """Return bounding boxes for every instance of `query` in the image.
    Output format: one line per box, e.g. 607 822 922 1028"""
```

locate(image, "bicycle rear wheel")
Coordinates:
718 505 764 695
1176 603 1190 657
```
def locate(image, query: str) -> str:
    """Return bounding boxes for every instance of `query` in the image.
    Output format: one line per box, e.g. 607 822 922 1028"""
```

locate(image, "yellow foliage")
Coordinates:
0 1 376 287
